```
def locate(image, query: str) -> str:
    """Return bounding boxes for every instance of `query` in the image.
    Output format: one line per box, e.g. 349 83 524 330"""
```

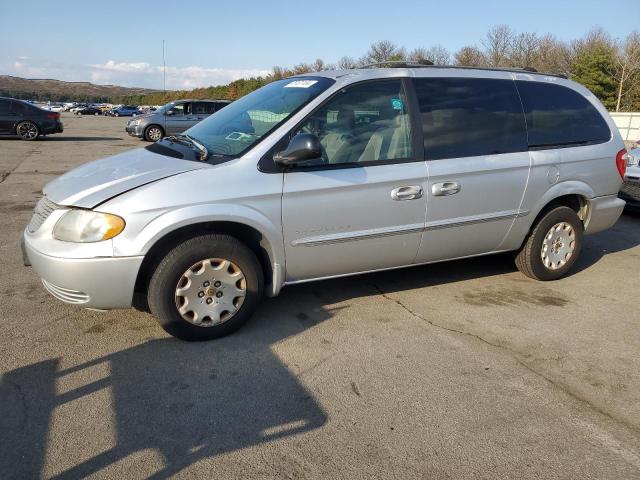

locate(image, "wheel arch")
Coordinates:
132 219 283 311
528 181 594 228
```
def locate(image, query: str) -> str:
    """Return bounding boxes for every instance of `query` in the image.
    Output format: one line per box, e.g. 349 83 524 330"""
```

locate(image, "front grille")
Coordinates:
27 196 59 233
621 180 640 203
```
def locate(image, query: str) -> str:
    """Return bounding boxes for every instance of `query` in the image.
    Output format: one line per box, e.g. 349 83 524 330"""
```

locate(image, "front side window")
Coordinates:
167 103 185 116
186 77 334 157
295 79 413 165
415 77 528 160
515 81 611 148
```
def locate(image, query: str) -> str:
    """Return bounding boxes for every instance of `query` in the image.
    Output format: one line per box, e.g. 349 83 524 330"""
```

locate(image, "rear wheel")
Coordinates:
515 206 583 281
147 234 263 341
16 121 39 140
144 125 164 142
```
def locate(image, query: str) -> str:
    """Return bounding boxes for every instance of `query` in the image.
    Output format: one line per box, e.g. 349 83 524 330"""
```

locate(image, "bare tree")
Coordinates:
454 46 486 66
510 32 540 68
337 56 357 70
426 45 451 65
482 25 514 67
407 47 429 64
361 40 406 65
613 31 640 111
534 34 572 75
292 63 313 75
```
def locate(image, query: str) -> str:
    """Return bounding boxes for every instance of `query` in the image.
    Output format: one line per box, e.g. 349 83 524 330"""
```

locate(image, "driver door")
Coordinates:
165 102 195 135
281 79 428 281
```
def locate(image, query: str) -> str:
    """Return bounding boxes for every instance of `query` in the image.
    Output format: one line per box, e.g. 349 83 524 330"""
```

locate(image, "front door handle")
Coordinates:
432 181 461 196
391 185 423 201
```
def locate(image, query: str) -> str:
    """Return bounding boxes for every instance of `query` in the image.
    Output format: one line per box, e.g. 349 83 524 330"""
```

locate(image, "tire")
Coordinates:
515 206 584 281
94 112 99 116
16 121 39 140
144 124 164 142
114 112 119 117
147 234 263 341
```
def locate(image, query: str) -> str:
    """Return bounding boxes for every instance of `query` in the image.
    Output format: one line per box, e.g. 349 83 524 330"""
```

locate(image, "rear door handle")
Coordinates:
391 185 423 201
432 182 461 196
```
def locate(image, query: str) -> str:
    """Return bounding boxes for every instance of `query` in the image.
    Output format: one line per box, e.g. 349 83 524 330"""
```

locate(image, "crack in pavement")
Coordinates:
0 148 42 185
369 282 640 440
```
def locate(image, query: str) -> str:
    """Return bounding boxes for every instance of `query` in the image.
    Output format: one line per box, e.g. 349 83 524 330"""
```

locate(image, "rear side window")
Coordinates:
0 99 10 114
515 81 611 148
414 78 527 160
193 102 216 115
11 101 32 115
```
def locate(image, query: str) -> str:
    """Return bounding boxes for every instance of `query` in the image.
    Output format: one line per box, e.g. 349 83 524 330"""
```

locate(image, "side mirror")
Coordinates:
274 133 322 167
165 110 174 116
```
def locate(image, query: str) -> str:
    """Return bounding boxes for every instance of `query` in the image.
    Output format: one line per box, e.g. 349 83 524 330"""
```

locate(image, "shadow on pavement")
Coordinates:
0 301 332 479
42 136 124 142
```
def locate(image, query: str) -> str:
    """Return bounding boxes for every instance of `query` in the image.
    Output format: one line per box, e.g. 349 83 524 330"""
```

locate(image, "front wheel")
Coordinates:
144 125 164 142
147 234 263 341
515 206 584 281
16 121 39 140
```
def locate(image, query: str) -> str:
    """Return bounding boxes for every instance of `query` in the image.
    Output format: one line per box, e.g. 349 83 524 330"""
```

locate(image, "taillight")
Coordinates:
46 112 60 119
616 149 628 179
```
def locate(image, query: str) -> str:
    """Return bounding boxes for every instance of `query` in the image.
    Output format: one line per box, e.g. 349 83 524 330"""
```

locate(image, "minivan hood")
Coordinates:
44 148 209 208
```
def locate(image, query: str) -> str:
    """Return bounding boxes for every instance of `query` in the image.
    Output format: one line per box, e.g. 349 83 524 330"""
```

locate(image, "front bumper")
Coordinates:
125 123 144 137
24 231 144 309
584 194 626 235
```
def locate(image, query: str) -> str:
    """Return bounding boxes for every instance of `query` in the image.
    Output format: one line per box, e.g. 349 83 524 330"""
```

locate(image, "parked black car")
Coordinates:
74 107 103 116
0 97 63 140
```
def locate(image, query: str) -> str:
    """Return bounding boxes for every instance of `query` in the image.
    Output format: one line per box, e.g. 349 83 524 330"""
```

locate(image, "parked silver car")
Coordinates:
620 147 640 207
126 99 231 142
24 67 627 340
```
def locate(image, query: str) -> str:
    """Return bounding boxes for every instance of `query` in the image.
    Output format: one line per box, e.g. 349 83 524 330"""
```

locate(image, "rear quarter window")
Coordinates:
515 81 611 148
414 78 528 160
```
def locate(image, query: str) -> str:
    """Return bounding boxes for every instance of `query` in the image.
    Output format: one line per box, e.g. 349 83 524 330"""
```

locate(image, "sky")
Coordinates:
1 0 638 90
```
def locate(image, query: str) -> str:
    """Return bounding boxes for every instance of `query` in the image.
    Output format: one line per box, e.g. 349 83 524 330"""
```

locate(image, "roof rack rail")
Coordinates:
359 62 567 79
361 60 434 68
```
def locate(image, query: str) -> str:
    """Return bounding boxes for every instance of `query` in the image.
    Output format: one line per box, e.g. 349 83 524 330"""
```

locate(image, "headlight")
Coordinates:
129 119 140 126
53 210 125 242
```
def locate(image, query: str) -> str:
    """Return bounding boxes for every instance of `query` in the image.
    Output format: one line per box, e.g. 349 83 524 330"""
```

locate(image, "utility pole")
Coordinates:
162 39 166 95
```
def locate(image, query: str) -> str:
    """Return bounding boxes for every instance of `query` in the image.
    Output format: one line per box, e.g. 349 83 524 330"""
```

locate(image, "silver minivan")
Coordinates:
126 99 231 142
24 66 629 340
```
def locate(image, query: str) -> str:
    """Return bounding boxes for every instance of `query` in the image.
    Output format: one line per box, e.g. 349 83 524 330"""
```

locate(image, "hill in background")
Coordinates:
0 75 158 103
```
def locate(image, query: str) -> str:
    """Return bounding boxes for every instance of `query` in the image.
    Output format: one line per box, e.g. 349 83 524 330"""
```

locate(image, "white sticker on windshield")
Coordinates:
284 80 318 88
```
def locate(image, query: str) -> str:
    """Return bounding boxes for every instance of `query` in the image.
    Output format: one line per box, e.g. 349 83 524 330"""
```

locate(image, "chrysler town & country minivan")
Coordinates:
23 66 629 340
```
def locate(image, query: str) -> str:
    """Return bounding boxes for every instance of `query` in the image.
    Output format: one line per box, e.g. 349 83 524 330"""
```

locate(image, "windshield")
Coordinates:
155 102 174 114
185 77 335 157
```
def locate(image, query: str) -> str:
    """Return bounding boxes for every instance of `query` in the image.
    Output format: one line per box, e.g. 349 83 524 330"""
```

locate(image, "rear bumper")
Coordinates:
24 232 143 309
584 195 626 235
41 120 63 134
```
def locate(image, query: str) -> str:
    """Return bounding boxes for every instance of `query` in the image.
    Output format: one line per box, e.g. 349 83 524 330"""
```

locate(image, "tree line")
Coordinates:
122 26 639 112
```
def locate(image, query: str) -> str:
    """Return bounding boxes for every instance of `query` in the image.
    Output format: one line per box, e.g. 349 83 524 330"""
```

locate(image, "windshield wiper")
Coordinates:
166 134 209 161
